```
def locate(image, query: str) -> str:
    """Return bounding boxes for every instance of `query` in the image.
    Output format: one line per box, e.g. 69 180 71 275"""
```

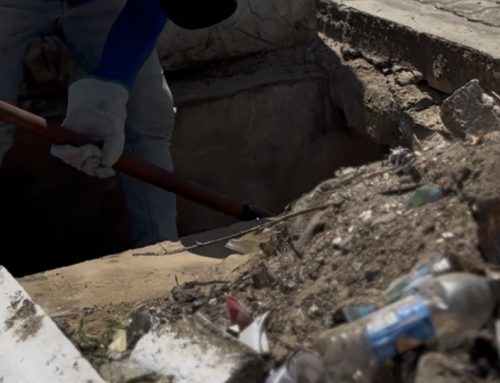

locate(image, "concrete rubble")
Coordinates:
440 79 500 138
0 266 105 383
318 0 500 94
100 314 266 383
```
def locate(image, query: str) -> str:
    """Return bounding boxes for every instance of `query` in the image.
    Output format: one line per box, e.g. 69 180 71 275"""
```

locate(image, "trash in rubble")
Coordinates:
239 312 271 354
101 313 267 383
225 230 272 254
108 329 128 354
265 349 327 383
384 252 452 303
406 186 443 209
225 293 253 331
336 304 379 323
224 293 271 354
311 273 495 383
388 147 415 167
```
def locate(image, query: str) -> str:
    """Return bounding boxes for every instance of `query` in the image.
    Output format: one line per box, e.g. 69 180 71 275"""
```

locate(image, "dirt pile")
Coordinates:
150 130 500 382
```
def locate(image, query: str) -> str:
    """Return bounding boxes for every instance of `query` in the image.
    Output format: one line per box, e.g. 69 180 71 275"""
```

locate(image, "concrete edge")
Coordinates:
318 0 500 94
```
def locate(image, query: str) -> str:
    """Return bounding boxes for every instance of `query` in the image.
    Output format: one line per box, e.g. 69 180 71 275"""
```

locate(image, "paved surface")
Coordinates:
319 0 500 93
416 0 500 27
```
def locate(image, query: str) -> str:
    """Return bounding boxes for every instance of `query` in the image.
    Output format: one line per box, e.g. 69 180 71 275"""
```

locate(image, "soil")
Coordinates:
154 131 500 382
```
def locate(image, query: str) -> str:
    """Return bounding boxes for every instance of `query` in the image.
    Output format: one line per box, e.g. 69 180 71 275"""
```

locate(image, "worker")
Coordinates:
0 0 237 247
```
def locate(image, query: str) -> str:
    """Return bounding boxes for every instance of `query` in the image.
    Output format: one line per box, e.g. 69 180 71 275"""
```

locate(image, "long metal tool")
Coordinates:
0 100 272 220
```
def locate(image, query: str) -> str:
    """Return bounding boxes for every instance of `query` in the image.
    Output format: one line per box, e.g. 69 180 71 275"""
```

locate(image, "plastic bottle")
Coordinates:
310 273 495 383
265 349 328 383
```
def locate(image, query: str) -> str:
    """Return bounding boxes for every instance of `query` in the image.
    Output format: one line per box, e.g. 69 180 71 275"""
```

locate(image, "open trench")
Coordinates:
0 38 389 277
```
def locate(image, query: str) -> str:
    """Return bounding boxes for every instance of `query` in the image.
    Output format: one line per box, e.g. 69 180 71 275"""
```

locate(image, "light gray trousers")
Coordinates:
0 0 178 246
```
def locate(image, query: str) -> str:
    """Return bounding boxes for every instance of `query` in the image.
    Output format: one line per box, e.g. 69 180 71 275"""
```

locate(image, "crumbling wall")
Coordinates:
159 0 317 68
21 0 317 104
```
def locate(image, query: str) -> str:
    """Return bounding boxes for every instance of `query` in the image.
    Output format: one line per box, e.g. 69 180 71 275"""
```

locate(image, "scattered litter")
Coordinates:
239 312 270 354
225 231 272 254
384 252 452 303
406 186 443 209
108 329 127 354
225 293 253 331
441 232 455 239
388 147 414 167
311 273 494 382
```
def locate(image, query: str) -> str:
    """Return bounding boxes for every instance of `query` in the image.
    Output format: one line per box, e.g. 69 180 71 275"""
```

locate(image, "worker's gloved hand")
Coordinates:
50 78 129 178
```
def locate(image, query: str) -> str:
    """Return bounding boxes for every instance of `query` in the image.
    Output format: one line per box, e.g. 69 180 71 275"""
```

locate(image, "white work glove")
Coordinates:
51 78 129 178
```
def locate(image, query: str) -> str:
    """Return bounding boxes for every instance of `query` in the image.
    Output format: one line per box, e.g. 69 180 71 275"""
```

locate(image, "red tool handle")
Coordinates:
0 100 268 220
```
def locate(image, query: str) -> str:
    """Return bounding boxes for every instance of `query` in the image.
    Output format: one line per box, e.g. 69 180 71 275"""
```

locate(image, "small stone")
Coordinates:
329 194 345 206
352 261 363 272
415 352 467 383
322 313 336 328
364 268 380 282
332 237 342 246
340 44 361 60
307 304 321 318
280 281 296 294
372 213 397 225
359 210 373 222
440 79 500 138
251 262 275 289
442 232 455 239
395 69 423 86
208 298 218 306
126 311 153 350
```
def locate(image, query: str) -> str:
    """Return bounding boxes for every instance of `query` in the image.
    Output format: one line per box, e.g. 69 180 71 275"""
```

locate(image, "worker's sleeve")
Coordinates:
93 0 167 88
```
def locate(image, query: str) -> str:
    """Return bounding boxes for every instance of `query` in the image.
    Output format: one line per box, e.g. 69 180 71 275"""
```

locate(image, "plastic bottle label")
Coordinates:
365 297 436 363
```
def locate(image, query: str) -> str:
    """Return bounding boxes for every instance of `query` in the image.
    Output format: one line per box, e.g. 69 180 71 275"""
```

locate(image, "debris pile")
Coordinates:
146 80 500 382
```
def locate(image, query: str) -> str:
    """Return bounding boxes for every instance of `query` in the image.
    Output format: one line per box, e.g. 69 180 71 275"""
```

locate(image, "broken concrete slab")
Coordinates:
100 315 266 383
440 79 500 138
0 266 104 383
318 0 500 94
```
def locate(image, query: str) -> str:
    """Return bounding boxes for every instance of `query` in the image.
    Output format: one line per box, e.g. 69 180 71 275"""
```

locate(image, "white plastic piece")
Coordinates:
0 266 105 382
130 325 241 383
239 312 270 354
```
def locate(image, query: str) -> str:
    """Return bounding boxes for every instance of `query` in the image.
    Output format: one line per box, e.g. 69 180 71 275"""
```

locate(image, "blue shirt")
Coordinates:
93 0 167 88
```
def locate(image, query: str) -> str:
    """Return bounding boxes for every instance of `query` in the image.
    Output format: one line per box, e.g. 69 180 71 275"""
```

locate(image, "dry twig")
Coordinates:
133 163 409 256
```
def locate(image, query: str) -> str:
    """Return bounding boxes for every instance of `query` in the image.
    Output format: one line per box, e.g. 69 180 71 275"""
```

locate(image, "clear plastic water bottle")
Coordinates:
265 349 327 383
310 273 495 383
